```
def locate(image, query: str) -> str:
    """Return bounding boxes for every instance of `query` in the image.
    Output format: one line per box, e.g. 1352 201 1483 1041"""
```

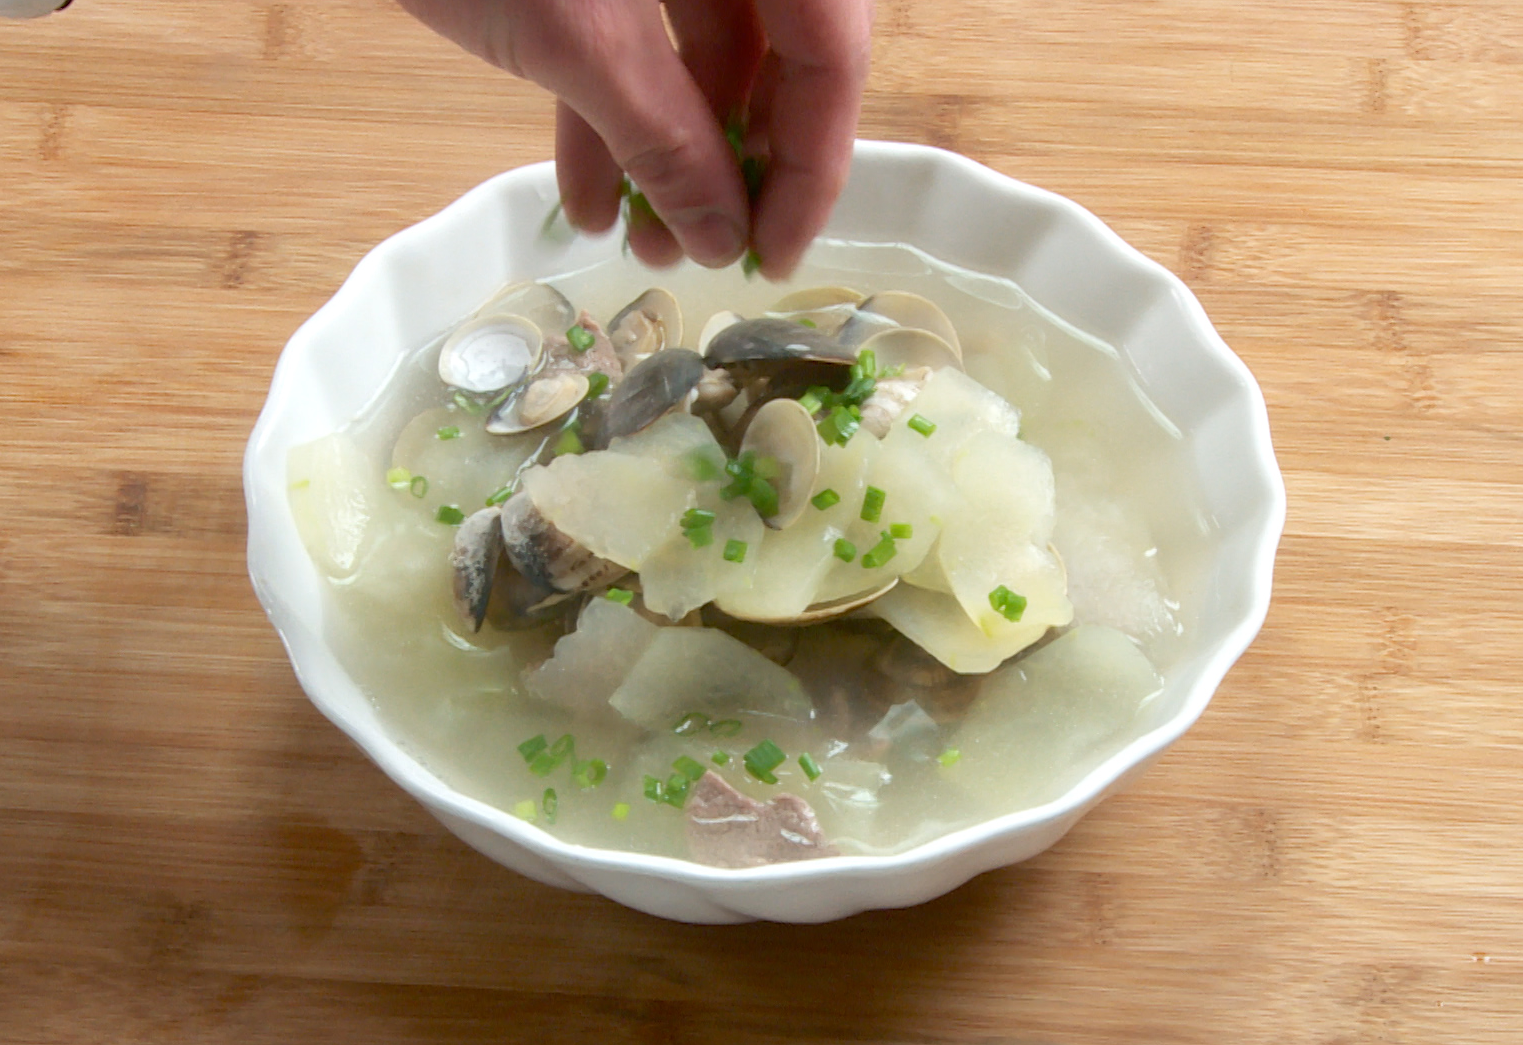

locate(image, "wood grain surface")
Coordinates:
3 1 1522 1041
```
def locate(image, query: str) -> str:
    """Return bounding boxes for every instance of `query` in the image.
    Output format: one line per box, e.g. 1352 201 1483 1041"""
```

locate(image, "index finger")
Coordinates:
749 0 873 278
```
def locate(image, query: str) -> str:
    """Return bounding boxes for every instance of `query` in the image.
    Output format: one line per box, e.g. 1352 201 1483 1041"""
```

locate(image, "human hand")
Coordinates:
397 0 873 278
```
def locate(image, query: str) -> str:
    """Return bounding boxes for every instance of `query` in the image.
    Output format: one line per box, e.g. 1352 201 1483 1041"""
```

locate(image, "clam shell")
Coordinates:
738 398 820 529
856 326 962 373
858 291 962 357
475 281 575 333
484 371 589 435
437 315 542 393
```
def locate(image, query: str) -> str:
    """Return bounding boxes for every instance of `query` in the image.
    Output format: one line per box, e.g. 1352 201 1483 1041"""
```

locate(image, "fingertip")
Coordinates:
555 101 624 233
627 212 685 269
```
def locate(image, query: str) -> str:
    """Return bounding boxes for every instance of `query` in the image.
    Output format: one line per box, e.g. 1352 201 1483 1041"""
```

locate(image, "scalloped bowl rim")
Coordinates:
245 141 1285 911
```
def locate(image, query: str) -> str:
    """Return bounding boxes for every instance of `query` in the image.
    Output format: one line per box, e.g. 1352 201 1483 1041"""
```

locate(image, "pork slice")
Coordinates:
685 771 838 869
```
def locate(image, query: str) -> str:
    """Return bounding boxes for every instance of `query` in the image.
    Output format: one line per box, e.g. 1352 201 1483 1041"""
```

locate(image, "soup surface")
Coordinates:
287 240 1200 864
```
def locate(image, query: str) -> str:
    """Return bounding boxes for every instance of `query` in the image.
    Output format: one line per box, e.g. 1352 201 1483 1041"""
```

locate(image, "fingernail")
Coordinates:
670 212 745 267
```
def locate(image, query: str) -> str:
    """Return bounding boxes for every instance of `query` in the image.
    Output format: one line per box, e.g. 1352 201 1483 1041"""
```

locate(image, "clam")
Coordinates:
856 327 961 373
738 398 820 529
696 310 743 356
769 286 865 312
500 491 629 597
600 348 707 445
703 317 856 369
437 315 542 393
484 371 589 435
475 281 575 334
725 578 900 626
609 288 683 370
450 507 506 632
858 291 962 357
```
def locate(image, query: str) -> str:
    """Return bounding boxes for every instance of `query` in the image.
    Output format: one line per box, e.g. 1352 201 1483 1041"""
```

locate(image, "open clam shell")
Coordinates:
858 291 962 356
602 348 707 445
738 398 821 530
475 281 575 334
725 578 900 626
609 288 683 369
437 315 542 393
484 371 590 435
704 317 856 369
857 326 962 373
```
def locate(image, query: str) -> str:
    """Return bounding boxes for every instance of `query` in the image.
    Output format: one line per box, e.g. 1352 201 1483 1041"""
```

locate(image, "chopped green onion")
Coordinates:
741 248 762 278
604 587 635 606
566 324 595 352
686 524 715 549
796 317 817 328
542 788 558 823
435 425 462 440
673 712 710 736
938 748 962 768
743 739 786 784
860 486 886 522
811 488 841 511
539 200 564 239
585 371 610 399
711 750 730 765
452 391 486 415
908 414 937 437
572 758 608 789
485 482 515 507
724 115 746 157
553 425 584 456
663 774 692 808
685 448 724 482
890 522 914 540
798 752 823 781
486 386 514 410
612 802 631 821
861 532 898 570
528 752 559 777
797 389 825 415
723 539 748 563
833 538 857 563
409 475 428 498
746 478 779 518
856 349 878 377
549 734 575 760
643 775 664 802
817 404 861 446
673 756 707 783
709 718 743 737
517 734 549 763
682 508 717 530
740 155 766 202
989 585 1028 623
435 504 465 526
386 466 412 490
749 453 781 481
513 799 537 821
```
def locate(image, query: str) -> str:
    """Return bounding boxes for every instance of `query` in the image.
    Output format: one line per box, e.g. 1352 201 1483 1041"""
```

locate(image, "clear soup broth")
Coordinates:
288 240 1204 864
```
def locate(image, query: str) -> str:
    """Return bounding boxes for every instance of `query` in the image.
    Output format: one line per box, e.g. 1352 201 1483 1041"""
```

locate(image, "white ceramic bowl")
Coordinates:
245 141 1285 924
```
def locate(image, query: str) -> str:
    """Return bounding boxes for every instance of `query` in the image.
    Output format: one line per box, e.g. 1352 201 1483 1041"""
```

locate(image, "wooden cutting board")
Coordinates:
2 1 1520 1041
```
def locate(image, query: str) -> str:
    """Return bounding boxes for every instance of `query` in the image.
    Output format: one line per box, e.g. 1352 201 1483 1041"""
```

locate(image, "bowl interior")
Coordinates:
245 142 1283 890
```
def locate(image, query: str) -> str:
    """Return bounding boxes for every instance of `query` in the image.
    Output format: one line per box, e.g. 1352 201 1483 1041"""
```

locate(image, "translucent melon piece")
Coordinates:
391 406 540 520
948 625 1164 808
606 412 726 483
287 433 387 580
524 598 659 716
870 583 1050 674
522 450 695 569
936 426 1071 637
638 495 764 620
341 516 456 618
814 427 951 604
715 436 875 621
609 626 812 731
882 367 1021 469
